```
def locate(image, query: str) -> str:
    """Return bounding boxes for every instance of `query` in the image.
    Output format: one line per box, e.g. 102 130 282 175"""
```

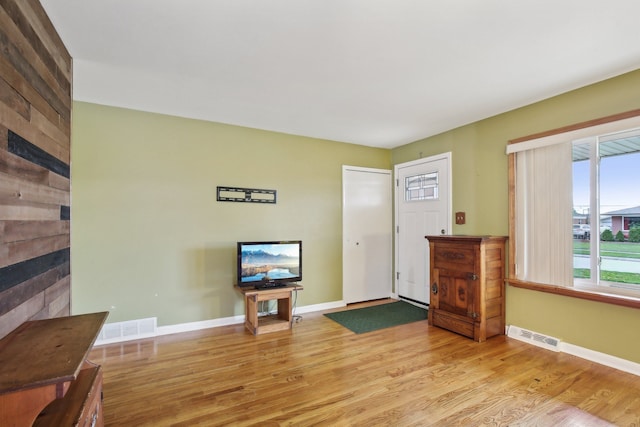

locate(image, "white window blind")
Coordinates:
514 141 574 286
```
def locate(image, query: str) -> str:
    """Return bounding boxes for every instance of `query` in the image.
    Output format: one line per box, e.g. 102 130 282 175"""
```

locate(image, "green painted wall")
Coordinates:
71 102 390 325
74 68 640 364
392 69 640 363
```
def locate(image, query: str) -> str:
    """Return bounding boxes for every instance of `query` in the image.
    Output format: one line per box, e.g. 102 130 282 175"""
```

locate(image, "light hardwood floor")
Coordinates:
89 300 640 426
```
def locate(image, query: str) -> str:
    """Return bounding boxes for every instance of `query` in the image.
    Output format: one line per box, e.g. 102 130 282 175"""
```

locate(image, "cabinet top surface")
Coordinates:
0 312 108 394
426 235 507 243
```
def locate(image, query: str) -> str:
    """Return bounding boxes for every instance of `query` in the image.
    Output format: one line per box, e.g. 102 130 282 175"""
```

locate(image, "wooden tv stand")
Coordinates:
236 285 303 335
0 312 108 427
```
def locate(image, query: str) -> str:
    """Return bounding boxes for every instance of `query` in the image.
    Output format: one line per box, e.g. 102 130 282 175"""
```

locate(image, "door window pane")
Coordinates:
405 172 438 201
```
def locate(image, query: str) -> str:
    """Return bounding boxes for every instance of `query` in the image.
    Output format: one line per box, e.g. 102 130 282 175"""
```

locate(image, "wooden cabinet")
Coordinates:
0 312 108 426
426 235 506 342
236 285 303 335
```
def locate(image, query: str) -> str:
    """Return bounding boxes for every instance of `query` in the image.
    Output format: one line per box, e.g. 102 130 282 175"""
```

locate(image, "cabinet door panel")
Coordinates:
436 268 477 319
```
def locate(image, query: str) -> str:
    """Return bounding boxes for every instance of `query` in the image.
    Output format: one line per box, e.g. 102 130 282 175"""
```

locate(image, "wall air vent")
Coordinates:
507 325 561 352
95 317 157 345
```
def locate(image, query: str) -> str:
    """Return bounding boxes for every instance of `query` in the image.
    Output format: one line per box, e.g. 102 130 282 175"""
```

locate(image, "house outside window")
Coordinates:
604 207 640 238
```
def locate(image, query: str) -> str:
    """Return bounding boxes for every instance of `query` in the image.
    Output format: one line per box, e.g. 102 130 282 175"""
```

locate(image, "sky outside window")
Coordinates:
573 152 640 215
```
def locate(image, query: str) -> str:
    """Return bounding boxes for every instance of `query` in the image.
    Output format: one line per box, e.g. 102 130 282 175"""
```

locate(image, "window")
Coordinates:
572 131 640 291
508 111 640 299
405 172 438 201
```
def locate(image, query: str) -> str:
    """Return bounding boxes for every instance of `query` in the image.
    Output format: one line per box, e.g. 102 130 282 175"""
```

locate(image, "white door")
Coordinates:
395 153 451 306
343 166 392 304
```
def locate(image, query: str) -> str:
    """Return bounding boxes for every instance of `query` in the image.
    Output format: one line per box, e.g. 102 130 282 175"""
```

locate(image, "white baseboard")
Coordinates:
508 324 640 377
156 300 344 337
94 300 345 346
293 300 345 314
156 315 245 337
560 342 640 377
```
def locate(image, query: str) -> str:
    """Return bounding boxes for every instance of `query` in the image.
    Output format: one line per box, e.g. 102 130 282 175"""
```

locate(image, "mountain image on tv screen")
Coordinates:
240 243 300 283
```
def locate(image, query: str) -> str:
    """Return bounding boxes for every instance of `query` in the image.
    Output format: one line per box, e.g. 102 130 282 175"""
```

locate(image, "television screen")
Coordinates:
237 241 302 288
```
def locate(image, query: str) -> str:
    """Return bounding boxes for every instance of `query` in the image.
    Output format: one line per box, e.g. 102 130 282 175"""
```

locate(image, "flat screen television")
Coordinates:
237 240 302 289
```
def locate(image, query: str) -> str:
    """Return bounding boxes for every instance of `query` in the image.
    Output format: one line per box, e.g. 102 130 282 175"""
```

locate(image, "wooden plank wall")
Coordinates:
0 0 72 339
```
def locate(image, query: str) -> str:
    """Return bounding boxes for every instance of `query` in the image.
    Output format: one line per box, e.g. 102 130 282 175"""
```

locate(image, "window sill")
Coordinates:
507 278 640 310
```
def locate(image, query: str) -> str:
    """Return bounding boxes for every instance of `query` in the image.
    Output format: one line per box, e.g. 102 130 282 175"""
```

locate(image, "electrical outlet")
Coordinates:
455 211 466 225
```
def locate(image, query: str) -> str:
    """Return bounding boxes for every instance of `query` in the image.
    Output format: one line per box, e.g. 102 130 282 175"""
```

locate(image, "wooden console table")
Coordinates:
235 285 303 335
0 311 108 426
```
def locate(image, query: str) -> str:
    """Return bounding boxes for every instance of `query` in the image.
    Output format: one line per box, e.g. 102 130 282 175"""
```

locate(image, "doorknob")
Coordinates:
440 229 445 235
431 283 438 294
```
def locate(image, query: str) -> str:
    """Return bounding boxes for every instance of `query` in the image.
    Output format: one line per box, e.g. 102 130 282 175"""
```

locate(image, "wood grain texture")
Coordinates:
8 130 69 177
0 248 69 291
0 198 61 221
0 312 106 426
0 219 70 243
1 0 71 94
90 300 640 426
0 0 71 337
34 365 103 427
0 73 30 120
0 261 69 317
0 57 68 138
18 0 72 86
428 236 507 342
0 171 70 205
0 312 108 392
0 145 49 184
0 6 70 119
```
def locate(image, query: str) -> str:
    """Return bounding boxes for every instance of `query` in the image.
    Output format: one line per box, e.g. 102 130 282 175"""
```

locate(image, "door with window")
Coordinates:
395 154 451 306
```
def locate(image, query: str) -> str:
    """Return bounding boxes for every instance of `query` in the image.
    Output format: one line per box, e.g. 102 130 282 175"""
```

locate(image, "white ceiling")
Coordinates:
40 0 640 149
